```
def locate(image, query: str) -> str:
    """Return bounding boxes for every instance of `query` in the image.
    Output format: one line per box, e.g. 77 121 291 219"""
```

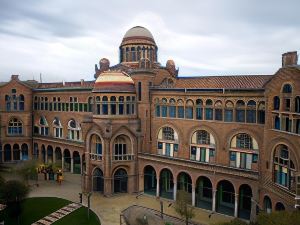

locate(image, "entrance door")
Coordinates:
114 169 128 193
93 168 104 192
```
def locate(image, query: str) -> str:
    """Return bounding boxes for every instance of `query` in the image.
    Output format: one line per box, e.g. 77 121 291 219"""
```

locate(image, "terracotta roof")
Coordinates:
174 75 273 89
93 71 135 93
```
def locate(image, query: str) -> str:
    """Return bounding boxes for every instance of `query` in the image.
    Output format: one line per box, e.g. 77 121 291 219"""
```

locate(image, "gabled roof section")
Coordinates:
174 75 273 89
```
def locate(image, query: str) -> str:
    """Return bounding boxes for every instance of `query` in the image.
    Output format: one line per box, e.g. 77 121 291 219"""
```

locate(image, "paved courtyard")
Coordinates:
29 173 231 225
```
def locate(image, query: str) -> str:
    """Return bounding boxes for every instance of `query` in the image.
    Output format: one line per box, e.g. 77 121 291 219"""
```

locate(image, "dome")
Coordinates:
93 71 135 93
124 26 154 40
121 26 156 46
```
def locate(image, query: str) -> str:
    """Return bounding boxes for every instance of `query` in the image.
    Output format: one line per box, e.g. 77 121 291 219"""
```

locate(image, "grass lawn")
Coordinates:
0 197 100 225
53 206 100 225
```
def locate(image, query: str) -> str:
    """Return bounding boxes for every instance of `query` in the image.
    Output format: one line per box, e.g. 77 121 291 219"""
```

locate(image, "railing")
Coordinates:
113 154 134 161
90 153 102 161
139 153 259 180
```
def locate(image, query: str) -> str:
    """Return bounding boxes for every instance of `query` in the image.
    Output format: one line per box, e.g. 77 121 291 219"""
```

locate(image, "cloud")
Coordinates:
0 0 299 82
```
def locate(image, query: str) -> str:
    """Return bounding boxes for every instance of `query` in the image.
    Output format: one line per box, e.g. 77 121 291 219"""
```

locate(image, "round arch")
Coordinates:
216 180 235 216
73 151 81 174
238 184 253 220
159 168 174 200
263 195 272 213
195 176 213 210
21 143 29 160
92 167 104 192
41 145 46 163
113 168 128 193
55 147 62 168
4 144 11 162
13 144 20 161
144 165 157 196
275 202 285 211
47 145 53 164
112 133 133 161
63 149 71 172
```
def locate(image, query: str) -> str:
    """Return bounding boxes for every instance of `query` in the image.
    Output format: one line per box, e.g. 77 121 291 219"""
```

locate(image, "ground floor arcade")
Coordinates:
142 165 256 220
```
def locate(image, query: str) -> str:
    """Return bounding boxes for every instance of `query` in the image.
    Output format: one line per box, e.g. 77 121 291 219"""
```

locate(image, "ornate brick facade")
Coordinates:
1 26 299 221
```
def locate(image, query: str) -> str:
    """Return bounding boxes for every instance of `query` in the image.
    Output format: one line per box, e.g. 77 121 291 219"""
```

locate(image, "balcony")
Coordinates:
90 153 102 161
139 153 259 180
113 154 134 161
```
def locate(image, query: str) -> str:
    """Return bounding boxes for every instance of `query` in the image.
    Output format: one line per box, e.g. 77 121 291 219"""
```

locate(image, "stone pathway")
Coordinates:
31 202 81 225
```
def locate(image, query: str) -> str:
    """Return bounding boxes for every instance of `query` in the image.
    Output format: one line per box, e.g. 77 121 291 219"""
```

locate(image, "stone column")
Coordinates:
62 157 64 170
234 193 239 217
70 157 74 173
156 176 160 197
192 185 196 206
173 182 177 201
80 155 82 175
212 189 217 212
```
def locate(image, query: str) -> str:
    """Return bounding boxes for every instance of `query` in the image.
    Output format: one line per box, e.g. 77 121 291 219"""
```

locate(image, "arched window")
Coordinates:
273 96 280 110
295 96 300 113
195 99 203 120
161 98 168 118
131 47 136 61
155 98 160 117
102 96 108 115
236 100 245 122
257 102 265 124
273 144 296 190
34 96 38 110
205 99 213 120
274 115 280 130
53 117 63 138
214 101 223 121
5 95 11 111
119 96 124 115
229 133 259 170
95 96 101 114
169 98 176 118
39 116 49 136
185 100 194 119
110 96 116 115
137 46 141 61
177 99 184 118
113 135 133 160
157 126 179 157
8 118 23 135
224 101 234 122
68 119 81 141
190 130 216 162
19 95 24 111
88 97 94 113
90 134 102 160
282 84 292 93
246 100 256 123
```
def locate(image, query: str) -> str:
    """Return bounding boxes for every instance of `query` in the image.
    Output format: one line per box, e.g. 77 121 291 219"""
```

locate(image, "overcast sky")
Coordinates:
0 0 299 82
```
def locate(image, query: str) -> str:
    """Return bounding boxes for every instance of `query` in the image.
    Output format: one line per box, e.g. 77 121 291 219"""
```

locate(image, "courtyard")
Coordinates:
27 172 231 225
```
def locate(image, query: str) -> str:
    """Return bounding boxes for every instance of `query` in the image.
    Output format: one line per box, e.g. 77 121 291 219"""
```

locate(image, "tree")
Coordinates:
174 190 195 225
15 160 38 185
1 180 29 225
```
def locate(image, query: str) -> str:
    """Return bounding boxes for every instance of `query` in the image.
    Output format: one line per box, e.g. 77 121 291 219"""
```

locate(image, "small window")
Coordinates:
282 84 292 93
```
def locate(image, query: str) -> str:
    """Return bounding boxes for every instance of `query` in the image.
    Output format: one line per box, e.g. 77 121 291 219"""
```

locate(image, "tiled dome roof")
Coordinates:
121 26 156 46
123 26 154 40
93 71 135 93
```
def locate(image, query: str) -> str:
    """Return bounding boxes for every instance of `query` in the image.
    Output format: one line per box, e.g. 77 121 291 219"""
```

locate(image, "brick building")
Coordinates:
1 26 300 221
